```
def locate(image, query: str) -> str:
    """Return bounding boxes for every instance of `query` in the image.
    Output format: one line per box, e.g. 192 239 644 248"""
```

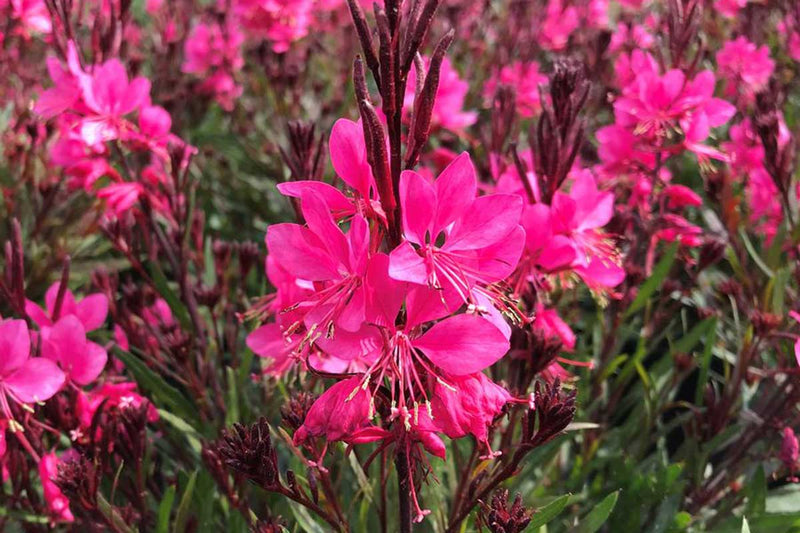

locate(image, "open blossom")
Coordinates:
405 56 477 132
610 53 736 161
539 0 579 51
716 37 774 103
484 62 547 118
26 282 108 331
182 21 244 111
234 0 313 53
7 0 51 36
0 319 65 418
388 153 524 310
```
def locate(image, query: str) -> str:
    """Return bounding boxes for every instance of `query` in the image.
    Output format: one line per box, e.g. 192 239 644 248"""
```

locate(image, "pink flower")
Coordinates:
39 452 74 523
267 192 371 335
405 56 477 132
717 0 747 18
0 319 65 417
484 62 547 118
97 182 145 215
781 427 799 472
293 376 387 445
10 0 51 36
182 21 244 110
533 304 576 351
40 316 108 387
613 60 736 161
430 372 511 455
663 185 702 209
549 171 625 289
540 0 579 51
25 282 108 332
388 153 525 309
234 0 314 53
716 37 774 103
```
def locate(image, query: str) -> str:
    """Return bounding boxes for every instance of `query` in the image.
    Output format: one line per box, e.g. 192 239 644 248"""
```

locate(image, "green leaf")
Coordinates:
745 466 767 516
288 501 328 533
158 409 203 456
156 485 177 533
695 318 718 405
529 494 571 530
742 517 751 533
114 348 200 428
173 470 198 533
146 262 193 331
577 491 619 533
671 317 717 356
625 242 679 317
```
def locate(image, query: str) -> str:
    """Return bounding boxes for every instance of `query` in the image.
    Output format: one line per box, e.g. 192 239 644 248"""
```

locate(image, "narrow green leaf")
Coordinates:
625 242 679 317
742 516 751 533
288 500 328 533
695 318 718 406
225 367 240 425
158 409 203 456
672 317 717 356
528 494 571 530
745 466 767 516
577 491 620 533
173 470 198 533
146 262 193 331
156 485 177 533
739 228 775 278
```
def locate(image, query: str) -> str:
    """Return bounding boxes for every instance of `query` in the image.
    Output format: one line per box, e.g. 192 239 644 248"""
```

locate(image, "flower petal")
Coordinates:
415 314 509 375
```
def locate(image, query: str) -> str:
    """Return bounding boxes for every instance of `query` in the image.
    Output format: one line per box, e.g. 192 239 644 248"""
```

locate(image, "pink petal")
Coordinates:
75 294 108 331
0 319 30 377
415 315 509 375
475 225 526 281
120 77 152 116
365 254 406 328
405 285 460 329
388 241 428 285
433 152 477 234
4 358 65 403
267 223 340 281
246 323 294 375
69 342 107 386
445 194 523 251
300 192 350 268
25 300 53 328
329 119 372 197
399 170 436 245
277 181 353 215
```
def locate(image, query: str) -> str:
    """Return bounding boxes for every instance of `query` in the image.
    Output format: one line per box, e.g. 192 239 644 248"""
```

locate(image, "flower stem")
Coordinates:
395 450 413 533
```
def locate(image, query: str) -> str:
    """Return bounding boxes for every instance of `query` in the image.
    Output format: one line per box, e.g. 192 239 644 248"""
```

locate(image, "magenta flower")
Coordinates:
234 0 314 53
40 316 108 387
614 60 736 161
716 37 774 103
429 372 512 457
549 171 625 289
267 191 371 335
25 282 108 332
388 153 525 308
0 319 65 418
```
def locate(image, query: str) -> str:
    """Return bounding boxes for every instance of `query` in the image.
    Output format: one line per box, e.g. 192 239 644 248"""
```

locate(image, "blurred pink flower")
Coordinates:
26 282 108 332
484 61 547 118
40 452 74 523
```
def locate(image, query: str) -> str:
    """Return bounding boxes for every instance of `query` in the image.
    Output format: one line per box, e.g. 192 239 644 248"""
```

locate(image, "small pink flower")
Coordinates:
716 37 774 103
25 282 108 332
97 182 145 215
540 0 579 51
388 153 525 308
